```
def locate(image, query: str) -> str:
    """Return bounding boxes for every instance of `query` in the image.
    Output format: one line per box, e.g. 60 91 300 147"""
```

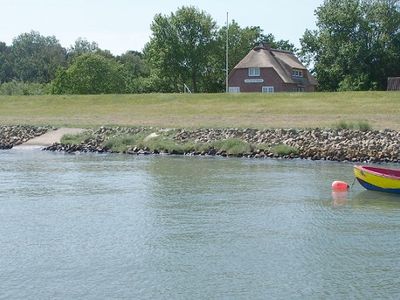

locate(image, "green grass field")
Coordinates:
0 91 399 129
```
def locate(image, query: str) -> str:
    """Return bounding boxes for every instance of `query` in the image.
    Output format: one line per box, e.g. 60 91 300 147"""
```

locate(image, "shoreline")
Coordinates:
2 125 399 164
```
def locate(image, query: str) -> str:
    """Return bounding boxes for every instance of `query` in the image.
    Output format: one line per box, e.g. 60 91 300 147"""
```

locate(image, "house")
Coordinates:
228 44 317 93
387 77 400 91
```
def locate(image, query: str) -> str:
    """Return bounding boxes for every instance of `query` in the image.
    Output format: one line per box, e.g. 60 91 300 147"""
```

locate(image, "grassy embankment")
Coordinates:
60 129 300 157
2 91 398 155
0 91 399 130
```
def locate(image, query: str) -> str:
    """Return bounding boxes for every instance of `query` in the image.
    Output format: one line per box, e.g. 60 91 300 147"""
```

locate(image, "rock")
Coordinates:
28 125 400 163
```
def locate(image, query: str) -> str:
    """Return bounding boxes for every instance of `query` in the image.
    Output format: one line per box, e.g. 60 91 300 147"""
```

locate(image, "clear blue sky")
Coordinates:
1 0 324 55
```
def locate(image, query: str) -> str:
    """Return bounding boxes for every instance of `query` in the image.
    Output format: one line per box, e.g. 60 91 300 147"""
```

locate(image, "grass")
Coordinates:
0 91 399 129
210 139 253 156
104 134 144 152
61 130 258 156
60 131 92 144
100 131 194 154
334 120 372 131
270 144 299 156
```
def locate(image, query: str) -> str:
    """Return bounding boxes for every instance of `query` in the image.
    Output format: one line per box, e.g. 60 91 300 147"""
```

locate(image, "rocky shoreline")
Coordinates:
0 125 52 149
1 125 400 163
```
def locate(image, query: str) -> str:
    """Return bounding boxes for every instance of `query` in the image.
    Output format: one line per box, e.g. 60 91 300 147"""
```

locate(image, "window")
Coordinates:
297 87 305 92
248 67 260 77
229 86 240 93
262 86 274 93
292 69 303 77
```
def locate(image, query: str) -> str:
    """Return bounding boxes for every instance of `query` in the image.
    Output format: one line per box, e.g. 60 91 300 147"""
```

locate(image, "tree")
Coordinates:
116 51 150 93
259 33 296 53
10 31 67 83
67 38 114 63
0 42 13 83
301 0 400 91
144 6 218 92
117 51 149 78
51 53 126 94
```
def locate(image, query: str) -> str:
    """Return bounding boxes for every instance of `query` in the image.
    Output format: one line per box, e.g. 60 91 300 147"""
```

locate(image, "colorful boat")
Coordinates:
354 165 400 194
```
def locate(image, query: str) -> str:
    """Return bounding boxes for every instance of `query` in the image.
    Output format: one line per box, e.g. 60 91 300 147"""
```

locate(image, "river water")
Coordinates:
1 149 400 299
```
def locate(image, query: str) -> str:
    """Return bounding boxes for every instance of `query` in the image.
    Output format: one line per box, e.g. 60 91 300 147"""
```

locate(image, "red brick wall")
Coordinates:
229 68 316 92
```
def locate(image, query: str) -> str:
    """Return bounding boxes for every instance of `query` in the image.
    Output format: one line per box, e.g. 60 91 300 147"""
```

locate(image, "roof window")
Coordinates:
292 69 303 77
249 67 260 77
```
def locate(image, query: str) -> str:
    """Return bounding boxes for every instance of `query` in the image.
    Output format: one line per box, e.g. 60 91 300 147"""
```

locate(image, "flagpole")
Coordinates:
225 12 229 93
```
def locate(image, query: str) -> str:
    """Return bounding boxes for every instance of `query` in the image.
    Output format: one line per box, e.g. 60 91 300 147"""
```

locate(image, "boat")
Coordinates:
354 165 400 194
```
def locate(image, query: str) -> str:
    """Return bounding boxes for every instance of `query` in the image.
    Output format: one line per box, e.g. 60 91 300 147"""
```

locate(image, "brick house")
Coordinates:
387 77 400 91
228 44 317 93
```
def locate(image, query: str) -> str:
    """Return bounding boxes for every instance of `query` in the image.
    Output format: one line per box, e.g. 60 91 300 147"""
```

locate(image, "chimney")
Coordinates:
254 43 271 51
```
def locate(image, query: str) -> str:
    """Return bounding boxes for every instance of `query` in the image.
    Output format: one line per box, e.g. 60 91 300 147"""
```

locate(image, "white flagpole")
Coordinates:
225 12 229 93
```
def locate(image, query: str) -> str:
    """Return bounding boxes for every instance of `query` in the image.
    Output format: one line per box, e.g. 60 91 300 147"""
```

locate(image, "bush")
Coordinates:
335 120 372 131
104 134 144 152
211 138 253 156
270 144 299 156
51 53 127 94
139 136 195 154
60 131 92 144
0 80 51 95
357 121 372 132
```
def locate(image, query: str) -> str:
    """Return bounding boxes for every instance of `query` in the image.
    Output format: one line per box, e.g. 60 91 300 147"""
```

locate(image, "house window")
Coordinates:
229 86 240 93
262 86 274 93
248 67 260 77
297 86 305 92
292 69 303 77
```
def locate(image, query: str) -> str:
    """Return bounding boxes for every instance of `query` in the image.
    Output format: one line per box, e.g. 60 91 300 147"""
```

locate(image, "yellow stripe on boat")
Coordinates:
354 166 400 189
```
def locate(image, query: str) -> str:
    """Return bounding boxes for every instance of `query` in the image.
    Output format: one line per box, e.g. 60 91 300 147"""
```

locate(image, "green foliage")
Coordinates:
145 6 297 93
0 42 13 83
51 53 126 94
301 0 400 91
103 134 142 152
270 144 299 156
0 80 51 95
63 131 254 156
334 120 372 131
66 38 100 63
145 6 218 93
1 10 297 93
117 51 151 93
60 131 92 144
211 138 253 155
140 136 194 154
357 121 372 132
101 132 194 154
337 74 373 92
10 31 67 83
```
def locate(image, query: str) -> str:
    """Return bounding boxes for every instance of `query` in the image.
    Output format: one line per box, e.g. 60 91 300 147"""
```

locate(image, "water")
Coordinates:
1 149 400 299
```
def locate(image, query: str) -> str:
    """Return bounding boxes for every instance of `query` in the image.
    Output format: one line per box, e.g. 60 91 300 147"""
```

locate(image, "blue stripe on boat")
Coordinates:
356 178 400 194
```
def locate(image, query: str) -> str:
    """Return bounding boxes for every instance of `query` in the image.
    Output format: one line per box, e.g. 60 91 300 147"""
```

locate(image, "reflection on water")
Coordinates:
331 191 349 207
1 149 400 299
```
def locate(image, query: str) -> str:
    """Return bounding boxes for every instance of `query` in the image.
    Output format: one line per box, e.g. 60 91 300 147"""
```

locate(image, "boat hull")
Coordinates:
354 165 400 194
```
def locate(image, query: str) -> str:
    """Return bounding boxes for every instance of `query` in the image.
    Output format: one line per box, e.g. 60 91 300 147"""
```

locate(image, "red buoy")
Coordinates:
331 180 349 192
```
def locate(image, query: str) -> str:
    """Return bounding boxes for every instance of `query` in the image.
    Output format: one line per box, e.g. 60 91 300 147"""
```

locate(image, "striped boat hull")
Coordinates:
354 165 400 194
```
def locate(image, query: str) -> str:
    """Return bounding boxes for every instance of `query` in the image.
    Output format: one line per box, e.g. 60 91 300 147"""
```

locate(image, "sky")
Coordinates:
1 0 324 55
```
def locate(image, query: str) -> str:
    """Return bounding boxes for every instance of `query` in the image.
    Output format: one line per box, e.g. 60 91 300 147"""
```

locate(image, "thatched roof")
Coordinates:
233 45 317 85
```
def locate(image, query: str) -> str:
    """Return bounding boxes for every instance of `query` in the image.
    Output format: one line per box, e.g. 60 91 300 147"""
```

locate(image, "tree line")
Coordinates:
0 1 399 94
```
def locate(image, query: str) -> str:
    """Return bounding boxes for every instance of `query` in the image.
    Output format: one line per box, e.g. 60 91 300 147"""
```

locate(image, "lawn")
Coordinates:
0 91 399 130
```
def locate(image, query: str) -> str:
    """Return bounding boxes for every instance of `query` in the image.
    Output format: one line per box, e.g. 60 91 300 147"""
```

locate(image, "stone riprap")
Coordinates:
41 126 400 163
174 128 400 162
0 125 52 149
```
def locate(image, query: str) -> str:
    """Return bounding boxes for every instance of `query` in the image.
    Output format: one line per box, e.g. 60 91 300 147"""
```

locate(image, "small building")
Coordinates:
228 44 317 93
387 77 400 91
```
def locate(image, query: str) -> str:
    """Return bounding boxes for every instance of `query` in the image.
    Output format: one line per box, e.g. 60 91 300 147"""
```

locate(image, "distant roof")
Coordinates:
233 44 317 85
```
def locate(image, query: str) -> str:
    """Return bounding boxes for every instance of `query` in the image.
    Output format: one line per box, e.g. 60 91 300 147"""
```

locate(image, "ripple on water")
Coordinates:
1 153 400 298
